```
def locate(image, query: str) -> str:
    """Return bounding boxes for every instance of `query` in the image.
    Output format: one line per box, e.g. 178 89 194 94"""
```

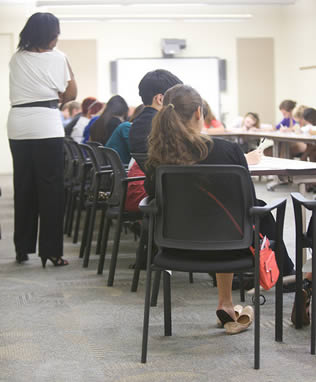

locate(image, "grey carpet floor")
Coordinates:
0 174 315 382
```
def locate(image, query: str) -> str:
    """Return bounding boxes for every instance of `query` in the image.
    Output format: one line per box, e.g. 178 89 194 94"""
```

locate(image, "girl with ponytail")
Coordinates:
145 83 294 333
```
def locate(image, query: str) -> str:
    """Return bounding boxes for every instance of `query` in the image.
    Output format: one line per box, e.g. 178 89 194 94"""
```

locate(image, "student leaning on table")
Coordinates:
7 12 77 267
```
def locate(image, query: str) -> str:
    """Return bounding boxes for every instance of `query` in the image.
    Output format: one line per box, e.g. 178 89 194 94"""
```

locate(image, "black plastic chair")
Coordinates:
79 143 112 267
64 139 93 242
291 192 316 354
140 165 286 369
96 147 146 287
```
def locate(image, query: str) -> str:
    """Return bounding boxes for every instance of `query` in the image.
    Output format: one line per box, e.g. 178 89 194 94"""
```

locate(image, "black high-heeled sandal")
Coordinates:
16 253 29 264
41 257 69 268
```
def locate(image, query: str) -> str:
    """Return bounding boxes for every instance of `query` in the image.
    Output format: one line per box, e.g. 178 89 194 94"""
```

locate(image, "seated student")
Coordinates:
294 105 308 130
125 69 183 212
230 112 262 154
89 95 128 145
70 97 103 143
288 105 308 158
145 84 260 332
67 100 81 121
231 112 260 131
60 102 72 127
105 104 144 164
276 99 297 130
201 99 225 134
203 106 262 165
301 108 316 162
61 101 81 127
145 84 295 279
277 101 311 160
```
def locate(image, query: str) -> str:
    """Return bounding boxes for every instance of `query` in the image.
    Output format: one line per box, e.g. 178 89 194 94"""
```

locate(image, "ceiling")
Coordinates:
0 0 297 22
0 0 297 5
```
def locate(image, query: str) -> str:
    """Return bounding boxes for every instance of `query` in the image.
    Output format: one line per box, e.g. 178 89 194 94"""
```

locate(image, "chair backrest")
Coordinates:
67 139 89 185
98 147 128 207
79 143 111 193
131 152 148 174
154 165 254 251
86 141 109 169
64 138 78 183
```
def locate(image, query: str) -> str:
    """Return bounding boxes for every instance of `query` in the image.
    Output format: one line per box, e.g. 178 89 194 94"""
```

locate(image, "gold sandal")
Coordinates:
216 305 243 328
224 305 254 335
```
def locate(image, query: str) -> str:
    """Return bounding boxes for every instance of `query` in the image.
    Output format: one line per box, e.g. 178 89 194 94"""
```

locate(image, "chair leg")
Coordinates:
163 271 172 336
254 218 260 370
151 270 161 307
67 192 77 237
275 253 283 343
295 242 304 329
96 206 106 254
311 224 316 354
141 216 154 364
83 200 98 268
107 217 123 286
79 207 91 258
311 282 315 355
97 217 111 275
73 193 84 244
63 187 72 234
131 228 147 292
189 272 194 284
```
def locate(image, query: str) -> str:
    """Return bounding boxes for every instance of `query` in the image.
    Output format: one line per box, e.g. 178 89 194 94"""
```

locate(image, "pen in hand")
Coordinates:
257 137 266 150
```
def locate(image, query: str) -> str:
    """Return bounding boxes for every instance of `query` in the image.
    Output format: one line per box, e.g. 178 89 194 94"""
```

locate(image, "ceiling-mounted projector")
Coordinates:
161 39 186 58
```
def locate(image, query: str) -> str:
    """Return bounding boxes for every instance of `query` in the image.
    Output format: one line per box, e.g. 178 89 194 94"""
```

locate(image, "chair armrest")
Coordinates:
249 198 287 216
122 176 146 183
291 192 316 211
97 169 113 176
139 197 157 215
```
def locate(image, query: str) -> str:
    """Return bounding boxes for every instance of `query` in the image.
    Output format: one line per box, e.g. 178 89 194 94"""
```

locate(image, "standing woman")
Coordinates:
7 12 77 267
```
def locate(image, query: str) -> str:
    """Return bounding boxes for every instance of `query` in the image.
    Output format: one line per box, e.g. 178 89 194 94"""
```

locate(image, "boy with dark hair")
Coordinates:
129 69 183 154
126 69 182 212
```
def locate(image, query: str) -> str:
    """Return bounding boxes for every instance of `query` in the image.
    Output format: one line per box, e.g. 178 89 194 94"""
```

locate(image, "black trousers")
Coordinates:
9 138 64 258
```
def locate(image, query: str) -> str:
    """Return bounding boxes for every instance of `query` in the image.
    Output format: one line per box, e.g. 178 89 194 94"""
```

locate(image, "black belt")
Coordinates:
12 100 59 109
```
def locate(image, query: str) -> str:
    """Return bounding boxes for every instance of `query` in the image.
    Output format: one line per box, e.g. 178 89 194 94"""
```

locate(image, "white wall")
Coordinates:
0 2 315 173
276 0 316 111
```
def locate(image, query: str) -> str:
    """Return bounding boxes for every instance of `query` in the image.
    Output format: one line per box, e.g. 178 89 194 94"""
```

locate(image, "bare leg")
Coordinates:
305 272 312 281
216 273 236 320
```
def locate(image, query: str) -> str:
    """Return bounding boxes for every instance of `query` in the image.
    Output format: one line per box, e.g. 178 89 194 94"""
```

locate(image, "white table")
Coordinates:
249 156 316 178
212 129 316 157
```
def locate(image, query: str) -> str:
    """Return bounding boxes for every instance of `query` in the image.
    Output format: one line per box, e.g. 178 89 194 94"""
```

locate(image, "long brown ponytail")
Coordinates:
147 84 212 170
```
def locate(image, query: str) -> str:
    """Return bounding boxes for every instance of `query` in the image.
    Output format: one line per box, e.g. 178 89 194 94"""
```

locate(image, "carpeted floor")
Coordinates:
0 174 315 382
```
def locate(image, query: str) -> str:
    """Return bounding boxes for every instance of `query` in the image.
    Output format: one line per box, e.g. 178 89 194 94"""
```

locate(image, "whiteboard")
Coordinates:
112 57 221 119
